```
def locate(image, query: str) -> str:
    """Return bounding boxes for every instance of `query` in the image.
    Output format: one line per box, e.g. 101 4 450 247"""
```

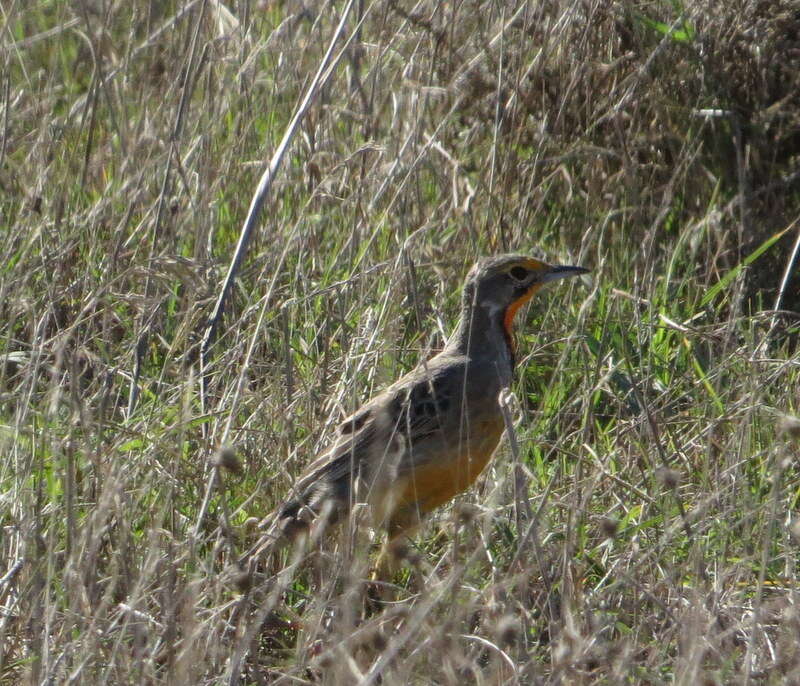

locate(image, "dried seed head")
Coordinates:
313 649 335 670
778 414 800 440
456 66 494 100
405 550 422 567
223 564 252 593
456 502 480 524
390 541 409 561
790 519 800 544
214 446 242 475
599 516 618 539
656 467 680 490
496 615 519 648
390 541 421 567
234 570 252 593
369 628 388 652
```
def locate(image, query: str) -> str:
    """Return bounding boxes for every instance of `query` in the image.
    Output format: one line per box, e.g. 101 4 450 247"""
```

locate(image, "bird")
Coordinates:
268 254 588 554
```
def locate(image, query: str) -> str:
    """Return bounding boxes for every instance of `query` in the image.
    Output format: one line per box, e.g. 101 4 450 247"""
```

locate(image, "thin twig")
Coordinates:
127 1 208 417
769 216 800 335
198 0 360 413
498 388 533 541
193 0 365 540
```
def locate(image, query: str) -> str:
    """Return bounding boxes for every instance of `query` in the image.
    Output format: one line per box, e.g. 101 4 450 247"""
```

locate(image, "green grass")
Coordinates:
2 0 800 683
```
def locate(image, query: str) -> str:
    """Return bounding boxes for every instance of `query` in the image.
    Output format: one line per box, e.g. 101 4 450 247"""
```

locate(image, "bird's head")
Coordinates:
463 254 589 340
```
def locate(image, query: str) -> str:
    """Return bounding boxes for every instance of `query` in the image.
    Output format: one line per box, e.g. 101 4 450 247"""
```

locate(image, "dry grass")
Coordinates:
2 0 800 683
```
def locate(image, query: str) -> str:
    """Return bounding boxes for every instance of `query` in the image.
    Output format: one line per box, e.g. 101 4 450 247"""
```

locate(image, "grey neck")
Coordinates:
445 297 514 383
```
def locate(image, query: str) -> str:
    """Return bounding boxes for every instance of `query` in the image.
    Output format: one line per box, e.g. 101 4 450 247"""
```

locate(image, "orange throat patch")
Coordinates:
502 284 540 349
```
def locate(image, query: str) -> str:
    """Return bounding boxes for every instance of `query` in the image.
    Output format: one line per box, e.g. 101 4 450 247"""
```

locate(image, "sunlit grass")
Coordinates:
2 0 799 683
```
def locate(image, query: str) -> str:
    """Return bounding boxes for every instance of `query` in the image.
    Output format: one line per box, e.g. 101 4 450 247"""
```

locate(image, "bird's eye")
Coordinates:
509 266 528 281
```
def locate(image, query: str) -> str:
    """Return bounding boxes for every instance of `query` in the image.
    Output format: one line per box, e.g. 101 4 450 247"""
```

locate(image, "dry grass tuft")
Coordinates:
2 0 799 683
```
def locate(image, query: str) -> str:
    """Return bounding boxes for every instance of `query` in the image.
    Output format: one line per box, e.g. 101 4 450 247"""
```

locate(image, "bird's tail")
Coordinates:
237 494 325 567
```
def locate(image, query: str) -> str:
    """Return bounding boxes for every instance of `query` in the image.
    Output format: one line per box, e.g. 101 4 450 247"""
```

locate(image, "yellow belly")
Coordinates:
387 417 504 534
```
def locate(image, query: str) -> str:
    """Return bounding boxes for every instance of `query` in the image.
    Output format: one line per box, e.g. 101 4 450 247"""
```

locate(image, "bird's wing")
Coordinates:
392 365 457 447
294 357 464 488
291 405 380 491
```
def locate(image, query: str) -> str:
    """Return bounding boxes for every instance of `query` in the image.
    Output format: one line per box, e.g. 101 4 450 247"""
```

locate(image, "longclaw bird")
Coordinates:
270 254 588 554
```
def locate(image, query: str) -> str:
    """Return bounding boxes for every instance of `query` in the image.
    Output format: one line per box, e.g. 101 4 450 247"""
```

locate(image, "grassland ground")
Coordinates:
2 1 800 683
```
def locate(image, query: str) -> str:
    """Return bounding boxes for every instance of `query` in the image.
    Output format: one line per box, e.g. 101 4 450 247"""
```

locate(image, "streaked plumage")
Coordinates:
272 254 588 543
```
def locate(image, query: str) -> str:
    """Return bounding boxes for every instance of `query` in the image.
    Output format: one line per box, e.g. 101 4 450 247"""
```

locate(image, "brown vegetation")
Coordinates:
1 0 799 683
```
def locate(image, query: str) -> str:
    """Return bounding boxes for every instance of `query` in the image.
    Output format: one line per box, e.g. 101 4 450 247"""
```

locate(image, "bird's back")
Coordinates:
274 349 508 539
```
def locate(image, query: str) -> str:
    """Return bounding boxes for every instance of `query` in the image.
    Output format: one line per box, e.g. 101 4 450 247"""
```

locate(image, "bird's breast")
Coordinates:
392 413 505 515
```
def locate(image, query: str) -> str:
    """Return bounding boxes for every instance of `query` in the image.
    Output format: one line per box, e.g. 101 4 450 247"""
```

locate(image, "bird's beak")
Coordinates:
539 264 590 284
